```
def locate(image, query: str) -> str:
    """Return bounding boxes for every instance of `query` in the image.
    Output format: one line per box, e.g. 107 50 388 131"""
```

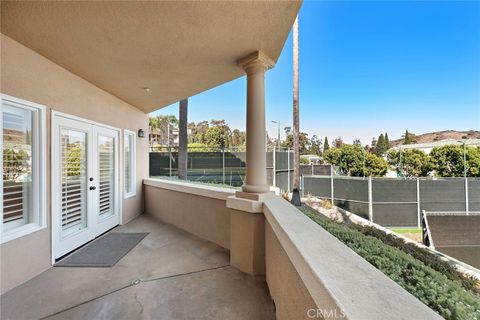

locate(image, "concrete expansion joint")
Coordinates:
40 265 231 319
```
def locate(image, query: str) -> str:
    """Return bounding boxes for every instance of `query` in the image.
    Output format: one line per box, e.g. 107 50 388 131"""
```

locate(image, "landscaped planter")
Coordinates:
300 205 480 320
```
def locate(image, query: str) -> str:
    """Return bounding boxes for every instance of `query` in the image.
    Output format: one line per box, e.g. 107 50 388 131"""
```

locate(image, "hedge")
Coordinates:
349 223 478 293
300 206 480 320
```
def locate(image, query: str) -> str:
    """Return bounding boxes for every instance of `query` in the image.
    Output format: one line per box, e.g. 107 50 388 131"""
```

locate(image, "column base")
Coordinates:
226 191 274 213
241 184 270 194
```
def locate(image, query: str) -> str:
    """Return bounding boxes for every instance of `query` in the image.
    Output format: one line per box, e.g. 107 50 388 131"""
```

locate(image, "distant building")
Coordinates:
301 154 321 164
150 126 192 148
389 138 480 155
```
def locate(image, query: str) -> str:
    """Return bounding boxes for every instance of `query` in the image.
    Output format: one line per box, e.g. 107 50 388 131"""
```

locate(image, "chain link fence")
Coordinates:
302 175 480 228
149 146 295 190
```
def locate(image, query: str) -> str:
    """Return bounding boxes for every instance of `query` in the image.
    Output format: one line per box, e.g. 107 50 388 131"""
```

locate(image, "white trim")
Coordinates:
51 112 121 261
1 94 47 244
1 223 47 244
123 129 136 199
51 110 121 132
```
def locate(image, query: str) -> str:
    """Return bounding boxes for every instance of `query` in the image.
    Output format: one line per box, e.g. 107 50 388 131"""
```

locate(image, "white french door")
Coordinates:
52 113 120 259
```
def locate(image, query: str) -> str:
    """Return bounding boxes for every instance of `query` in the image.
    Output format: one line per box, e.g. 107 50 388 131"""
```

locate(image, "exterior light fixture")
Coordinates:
138 129 145 138
143 87 150 93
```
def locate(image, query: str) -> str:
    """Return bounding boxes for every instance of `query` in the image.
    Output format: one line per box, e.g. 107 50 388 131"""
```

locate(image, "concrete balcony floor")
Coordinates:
1 215 274 320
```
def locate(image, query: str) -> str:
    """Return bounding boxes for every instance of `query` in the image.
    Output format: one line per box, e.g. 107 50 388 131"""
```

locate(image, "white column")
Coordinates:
238 51 275 194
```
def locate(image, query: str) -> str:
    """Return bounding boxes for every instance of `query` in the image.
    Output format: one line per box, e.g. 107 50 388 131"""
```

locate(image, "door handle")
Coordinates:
89 186 96 191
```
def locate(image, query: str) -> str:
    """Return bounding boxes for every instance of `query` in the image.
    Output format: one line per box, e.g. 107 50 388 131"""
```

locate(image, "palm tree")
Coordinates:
178 99 188 180
148 116 160 147
291 15 301 206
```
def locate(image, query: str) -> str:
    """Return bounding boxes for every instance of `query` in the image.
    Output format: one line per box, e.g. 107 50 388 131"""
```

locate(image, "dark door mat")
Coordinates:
55 233 149 267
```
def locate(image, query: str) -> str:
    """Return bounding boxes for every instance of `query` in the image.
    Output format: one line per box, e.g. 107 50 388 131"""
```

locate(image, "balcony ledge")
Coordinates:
263 197 442 320
144 178 235 201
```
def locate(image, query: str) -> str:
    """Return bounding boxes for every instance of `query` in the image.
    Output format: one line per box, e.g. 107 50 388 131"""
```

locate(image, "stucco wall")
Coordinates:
0 34 149 294
265 223 317 320
144 181 231 250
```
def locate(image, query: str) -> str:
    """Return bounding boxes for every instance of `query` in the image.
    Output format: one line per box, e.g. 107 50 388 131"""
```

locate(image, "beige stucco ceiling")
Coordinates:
1 1 301 113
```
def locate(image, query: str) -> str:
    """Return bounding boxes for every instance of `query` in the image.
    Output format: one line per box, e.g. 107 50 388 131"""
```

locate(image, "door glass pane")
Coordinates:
2 105 34 231
61 128 87 237
98 135 114 218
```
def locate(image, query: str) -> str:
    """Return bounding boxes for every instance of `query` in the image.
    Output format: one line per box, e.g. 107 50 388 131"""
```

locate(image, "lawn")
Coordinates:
389 228 422 234
300 205 480 320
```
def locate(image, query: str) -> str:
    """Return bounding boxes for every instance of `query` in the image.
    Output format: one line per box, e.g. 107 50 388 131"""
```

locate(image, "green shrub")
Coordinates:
349 223 478 293
300 206 480 320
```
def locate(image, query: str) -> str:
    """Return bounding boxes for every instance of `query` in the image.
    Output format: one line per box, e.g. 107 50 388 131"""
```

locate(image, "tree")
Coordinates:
466 147 480 176
3 148 29 181
323 136 330 152
403 130 414 145
205 125 229 149
429 145 463 177
291 15 301 206
387 149 432 177
323 148 341 167
67 145 83 177
384 133 390 149
375 134 385 156
429 145 480 177
336 145 363 176
353 138 362 147
309 135 322 155
178 99 188 180
282 132 310 154
323 144 388 177
187 122 196 143
363 152 388 177
333 136 343 148
300 156 310 165
230 129 246 147
149 115 178 146
187 143 210 152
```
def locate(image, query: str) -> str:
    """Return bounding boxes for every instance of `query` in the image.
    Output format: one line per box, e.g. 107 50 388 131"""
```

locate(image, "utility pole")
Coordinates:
463 140 469 215
362 148 366 178
398 145 403 178
271 120 281 148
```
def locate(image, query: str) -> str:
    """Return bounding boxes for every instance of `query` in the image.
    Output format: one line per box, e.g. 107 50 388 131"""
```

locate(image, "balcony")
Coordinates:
1 214 274 320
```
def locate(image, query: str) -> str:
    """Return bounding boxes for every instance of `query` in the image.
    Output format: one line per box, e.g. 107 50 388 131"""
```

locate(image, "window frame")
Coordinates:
1 94 47 244
123 129 136 199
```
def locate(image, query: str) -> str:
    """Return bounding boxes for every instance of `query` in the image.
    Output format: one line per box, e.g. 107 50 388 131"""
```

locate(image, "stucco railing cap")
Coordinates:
263 197 442 320
143 178 235 201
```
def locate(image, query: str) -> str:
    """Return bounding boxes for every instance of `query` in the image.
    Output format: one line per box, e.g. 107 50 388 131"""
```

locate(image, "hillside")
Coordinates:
390 130 480 147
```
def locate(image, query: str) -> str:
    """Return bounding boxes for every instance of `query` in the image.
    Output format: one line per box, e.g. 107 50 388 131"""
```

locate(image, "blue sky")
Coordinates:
151 1 480 145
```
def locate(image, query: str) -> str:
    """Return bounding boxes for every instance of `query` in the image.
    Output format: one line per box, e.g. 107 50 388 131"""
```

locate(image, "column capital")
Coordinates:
237 51 275 73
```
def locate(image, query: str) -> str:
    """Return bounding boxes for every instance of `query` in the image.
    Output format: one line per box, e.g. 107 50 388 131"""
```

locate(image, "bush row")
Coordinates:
347 222 478 293
300 206 480 320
